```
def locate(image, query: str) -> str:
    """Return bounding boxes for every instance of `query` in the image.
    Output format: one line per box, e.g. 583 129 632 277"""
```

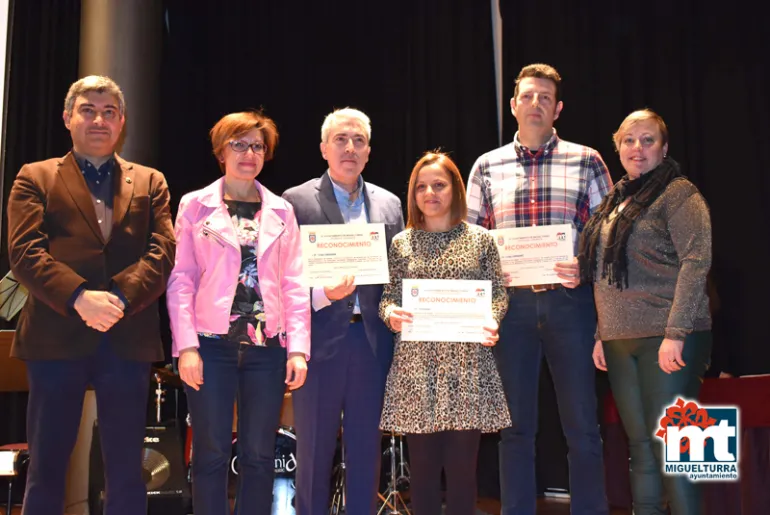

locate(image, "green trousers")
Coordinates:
604 331 712 515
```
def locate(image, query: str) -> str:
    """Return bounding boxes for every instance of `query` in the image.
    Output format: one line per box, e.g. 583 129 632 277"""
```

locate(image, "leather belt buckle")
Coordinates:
513 283 560 293
350 314 363 324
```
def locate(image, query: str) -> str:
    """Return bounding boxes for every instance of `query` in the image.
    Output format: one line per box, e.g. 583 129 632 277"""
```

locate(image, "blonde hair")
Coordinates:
612 109 669 151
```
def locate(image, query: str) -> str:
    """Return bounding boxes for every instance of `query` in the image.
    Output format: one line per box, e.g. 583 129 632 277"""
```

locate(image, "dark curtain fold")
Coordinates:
0 0 81 292
498 0 768 499
0 0 767 498
500 0 769 377
160 0 498 211
0 0 81 446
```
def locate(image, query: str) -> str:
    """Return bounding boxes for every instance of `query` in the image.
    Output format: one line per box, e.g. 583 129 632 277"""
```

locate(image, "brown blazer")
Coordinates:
6 152 176 361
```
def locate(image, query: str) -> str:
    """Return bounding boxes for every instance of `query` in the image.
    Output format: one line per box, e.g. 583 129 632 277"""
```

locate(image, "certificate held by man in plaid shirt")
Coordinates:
466 63 613 515
466 127 612 250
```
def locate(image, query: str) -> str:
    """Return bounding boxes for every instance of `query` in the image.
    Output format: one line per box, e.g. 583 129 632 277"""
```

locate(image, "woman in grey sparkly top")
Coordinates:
577 109 712 515
379 152 510 515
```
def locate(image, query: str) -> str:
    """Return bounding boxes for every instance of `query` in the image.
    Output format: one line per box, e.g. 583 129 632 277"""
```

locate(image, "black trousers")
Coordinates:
22 339 150 515
406 430 481 515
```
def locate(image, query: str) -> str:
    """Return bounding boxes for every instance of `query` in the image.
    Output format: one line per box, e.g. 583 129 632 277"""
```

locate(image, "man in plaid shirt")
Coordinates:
466 63 612 515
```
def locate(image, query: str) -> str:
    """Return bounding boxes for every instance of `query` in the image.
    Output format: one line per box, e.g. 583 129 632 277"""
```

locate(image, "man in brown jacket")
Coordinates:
6 75 175 515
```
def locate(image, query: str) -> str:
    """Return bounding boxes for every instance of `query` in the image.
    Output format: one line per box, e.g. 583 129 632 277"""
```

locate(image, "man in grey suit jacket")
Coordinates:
283 108 404 514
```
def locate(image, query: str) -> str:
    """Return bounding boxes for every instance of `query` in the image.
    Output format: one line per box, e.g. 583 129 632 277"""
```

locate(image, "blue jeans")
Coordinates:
603 331 712 515
495 285 608 515
186 337 287 515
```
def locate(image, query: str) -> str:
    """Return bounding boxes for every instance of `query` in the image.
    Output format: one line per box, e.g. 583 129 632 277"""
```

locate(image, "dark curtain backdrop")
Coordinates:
0 0 81 307
160 0 498 207
497 0 769 497
0 0 81 445
157 0 496 361
499 0 769 377
1 0 768 499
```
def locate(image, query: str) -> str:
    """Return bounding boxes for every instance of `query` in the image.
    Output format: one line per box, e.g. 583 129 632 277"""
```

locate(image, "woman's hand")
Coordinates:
481 319 500 347
389 308 413 332
592 340 607 371
179 347 204 391
658 338 685 374
286 352 308 390
554 257 581 289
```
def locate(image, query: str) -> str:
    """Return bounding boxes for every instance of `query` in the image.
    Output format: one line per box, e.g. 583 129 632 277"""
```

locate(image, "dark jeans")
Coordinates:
186 337 287 515
603 331 712 515
407 430 482 515
22 339 150 515
495 285 608 515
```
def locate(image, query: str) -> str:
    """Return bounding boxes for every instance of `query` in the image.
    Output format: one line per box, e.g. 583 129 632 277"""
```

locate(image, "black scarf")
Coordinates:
578 156 683 289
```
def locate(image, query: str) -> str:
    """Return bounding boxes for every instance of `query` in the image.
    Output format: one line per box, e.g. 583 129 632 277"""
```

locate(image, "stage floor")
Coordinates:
478 497 630 514
1 498 632 515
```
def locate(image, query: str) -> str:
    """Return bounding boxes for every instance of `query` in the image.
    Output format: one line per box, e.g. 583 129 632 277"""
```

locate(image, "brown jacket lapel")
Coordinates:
111 155 135 238
58 153 105 243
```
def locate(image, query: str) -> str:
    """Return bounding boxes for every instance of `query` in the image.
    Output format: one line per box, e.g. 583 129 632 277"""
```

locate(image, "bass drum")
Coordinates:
272 426 297 514
229 426 296 515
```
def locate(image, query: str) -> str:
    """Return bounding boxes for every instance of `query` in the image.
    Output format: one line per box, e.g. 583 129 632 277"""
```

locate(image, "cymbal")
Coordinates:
152 367 183 388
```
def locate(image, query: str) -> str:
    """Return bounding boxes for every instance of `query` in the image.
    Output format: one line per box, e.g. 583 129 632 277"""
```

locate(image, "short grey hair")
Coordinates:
320 107 371 143
63 75 126 117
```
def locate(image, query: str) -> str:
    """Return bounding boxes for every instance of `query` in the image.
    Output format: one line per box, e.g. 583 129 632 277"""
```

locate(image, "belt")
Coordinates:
350 313 363 324
512 283 562 293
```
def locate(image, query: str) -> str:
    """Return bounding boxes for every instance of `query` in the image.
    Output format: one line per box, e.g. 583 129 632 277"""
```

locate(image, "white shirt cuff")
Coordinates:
311 287 332 312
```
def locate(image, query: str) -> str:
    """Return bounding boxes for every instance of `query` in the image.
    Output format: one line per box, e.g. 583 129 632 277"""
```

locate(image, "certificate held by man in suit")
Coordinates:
300 222 389 287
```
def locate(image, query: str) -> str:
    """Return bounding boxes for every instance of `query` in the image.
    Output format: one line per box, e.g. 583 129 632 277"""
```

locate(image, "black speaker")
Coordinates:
89 421 191 515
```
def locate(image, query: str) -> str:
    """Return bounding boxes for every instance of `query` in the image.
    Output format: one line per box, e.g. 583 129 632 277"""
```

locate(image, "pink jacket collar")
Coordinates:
196 177 289 256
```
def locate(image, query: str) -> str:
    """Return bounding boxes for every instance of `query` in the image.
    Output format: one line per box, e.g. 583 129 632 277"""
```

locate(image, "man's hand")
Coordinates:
285 352 308 390
324 275 356 301
74 290 124 332
179 347 204 391
112 294 126 311
554 257 581 289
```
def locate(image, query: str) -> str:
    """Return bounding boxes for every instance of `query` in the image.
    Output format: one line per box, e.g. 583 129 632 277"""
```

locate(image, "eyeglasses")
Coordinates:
229 140 267 154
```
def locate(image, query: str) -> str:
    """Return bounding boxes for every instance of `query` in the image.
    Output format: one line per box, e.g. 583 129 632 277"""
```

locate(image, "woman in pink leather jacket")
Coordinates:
166 111 310 514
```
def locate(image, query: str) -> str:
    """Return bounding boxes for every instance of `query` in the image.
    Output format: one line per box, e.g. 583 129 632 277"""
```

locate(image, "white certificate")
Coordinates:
300 223 389 287
490 224 574 287
400 279 492 343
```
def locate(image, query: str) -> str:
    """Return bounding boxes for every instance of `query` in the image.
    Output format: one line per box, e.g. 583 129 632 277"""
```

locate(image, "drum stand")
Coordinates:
377 433 411 515
153 371 166 425
329 437 346 514
329 414 347 515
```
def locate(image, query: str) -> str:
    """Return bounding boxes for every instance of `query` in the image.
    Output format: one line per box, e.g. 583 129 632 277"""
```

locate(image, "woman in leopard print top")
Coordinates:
379 152 510 515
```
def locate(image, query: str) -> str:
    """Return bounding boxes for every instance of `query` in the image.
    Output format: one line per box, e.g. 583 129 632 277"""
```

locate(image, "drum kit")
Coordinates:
153 368 414 514
378 432 411 515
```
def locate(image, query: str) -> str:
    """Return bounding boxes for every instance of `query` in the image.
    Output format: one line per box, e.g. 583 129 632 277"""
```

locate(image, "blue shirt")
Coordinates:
74 152 116 208
330 174 368 225
311 173 369 314
68 152 128 311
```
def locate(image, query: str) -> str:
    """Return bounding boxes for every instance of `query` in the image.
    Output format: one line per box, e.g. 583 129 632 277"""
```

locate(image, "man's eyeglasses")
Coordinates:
229 140 267 154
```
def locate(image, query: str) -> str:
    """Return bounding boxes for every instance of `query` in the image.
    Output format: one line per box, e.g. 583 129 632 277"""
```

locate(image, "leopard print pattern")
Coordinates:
379 222 511 433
